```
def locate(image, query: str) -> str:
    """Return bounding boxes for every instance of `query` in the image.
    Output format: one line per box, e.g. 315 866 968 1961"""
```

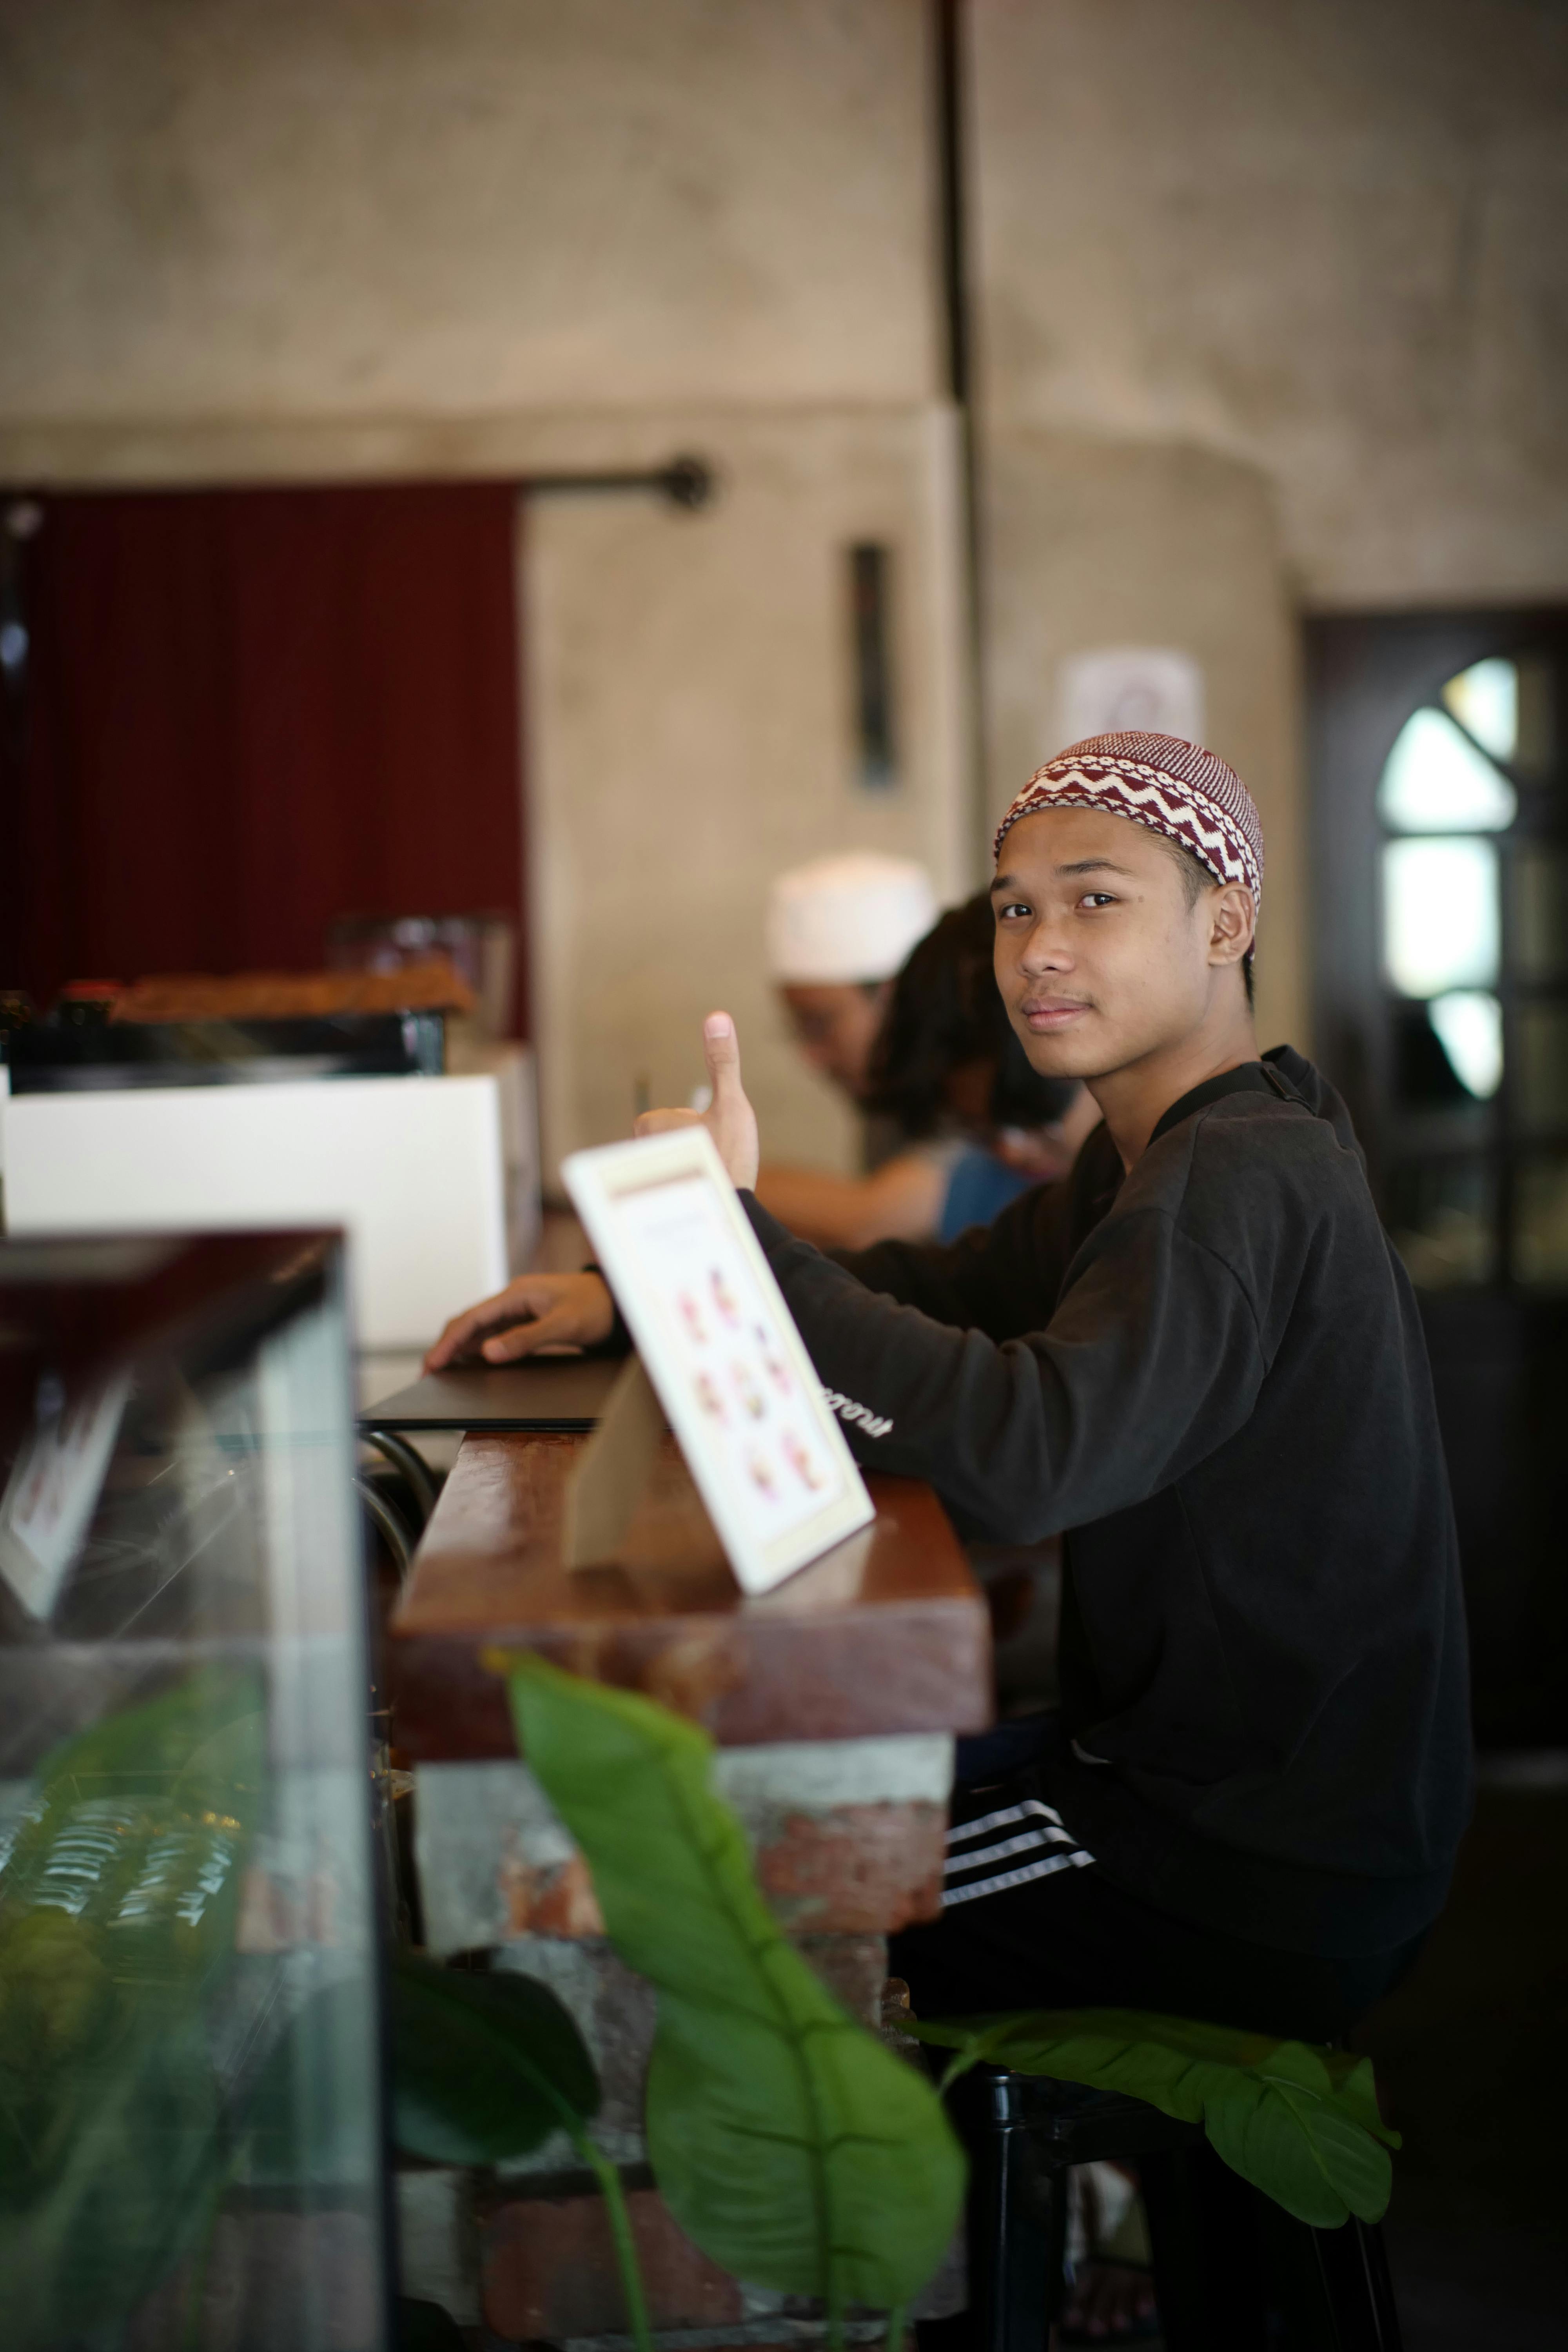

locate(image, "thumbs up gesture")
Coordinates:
634 1011 760 1192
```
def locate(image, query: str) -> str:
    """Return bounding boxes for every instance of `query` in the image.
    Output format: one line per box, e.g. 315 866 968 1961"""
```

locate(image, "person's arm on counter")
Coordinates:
753 1151 950 1252
743 1176 1265 1543
827 1145 1097 1338
423 1011 1265 1546
715 1018 1094 1340
425 1269 615 1368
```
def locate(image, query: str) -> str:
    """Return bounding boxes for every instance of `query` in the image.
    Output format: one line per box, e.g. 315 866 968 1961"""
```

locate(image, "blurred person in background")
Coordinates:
757 893 1098 1249
763 850 938 1114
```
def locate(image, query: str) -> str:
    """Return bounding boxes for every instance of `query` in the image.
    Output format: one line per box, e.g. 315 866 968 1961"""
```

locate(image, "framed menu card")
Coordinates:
561 1127 875 1594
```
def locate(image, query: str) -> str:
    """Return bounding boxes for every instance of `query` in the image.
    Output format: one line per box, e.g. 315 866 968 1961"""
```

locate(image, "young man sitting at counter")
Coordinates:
426 730 1471 2058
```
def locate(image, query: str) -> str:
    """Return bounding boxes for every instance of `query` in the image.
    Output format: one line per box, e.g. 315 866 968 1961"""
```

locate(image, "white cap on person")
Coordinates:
766 853 939 986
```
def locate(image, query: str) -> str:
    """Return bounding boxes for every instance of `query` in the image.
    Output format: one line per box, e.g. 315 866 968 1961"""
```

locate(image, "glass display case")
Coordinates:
0 1232 390 2352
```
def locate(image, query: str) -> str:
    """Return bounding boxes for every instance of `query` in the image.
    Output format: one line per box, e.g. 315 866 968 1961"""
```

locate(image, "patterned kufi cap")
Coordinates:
993 731 1264 908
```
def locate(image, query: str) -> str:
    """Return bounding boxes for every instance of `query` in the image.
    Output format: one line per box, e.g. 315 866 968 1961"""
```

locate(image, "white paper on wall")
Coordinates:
1056 648 1205 750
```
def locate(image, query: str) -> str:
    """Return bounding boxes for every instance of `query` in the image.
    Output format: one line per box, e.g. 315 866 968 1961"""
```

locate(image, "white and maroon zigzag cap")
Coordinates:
994 731 1265 907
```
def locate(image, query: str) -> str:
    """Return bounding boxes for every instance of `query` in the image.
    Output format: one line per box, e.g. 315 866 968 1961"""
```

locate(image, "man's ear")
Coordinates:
1208 884 1257 970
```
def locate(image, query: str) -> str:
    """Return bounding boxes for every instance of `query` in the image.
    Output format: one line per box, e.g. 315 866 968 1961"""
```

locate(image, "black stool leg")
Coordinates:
928 2059 1405 2352
944 2070 1068 2352
1145 2143 1405 2352
975 2073 1048 2352
1311 2218 1405 2352
1140 2143 1268 2352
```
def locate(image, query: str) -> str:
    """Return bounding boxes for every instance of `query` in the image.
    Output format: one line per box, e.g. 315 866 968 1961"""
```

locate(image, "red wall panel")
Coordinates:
3 481 526 1029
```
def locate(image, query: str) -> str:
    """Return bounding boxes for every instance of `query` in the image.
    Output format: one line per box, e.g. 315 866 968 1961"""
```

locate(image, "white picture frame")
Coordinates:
561 1126 875 1595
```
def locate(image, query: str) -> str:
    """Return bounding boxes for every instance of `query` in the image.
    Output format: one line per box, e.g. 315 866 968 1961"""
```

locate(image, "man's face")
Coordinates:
991 806 1250 1081
778 981 889 1097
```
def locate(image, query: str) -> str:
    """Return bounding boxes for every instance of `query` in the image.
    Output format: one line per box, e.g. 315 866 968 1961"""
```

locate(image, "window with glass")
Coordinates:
1310 610 1568 1742
1374 651 1567 1290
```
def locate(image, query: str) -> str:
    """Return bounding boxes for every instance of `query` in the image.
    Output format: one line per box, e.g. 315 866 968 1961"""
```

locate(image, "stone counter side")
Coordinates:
388 1431 991 2347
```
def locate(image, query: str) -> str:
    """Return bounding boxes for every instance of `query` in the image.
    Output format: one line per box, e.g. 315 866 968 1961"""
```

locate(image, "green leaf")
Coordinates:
1224 2039 1395 2221
1321 2047 1400 2145
0 1669 267 2014
907 2007 1396 2229
399 2296 470 2351
386 1949 653 2352
389 1950 600 2167
0 2013 223 2348
503 1653 966 2314
0 1668 267 2347
1202 2074 1367 2230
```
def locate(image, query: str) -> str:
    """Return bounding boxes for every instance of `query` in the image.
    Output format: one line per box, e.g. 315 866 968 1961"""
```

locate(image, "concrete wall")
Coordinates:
523 406 970 1172
969 0 1568 608
982 433 1303 1056
0 0 937 417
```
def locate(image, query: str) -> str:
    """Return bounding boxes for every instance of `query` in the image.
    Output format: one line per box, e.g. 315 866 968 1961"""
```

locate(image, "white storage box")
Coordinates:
1 1073 509 1352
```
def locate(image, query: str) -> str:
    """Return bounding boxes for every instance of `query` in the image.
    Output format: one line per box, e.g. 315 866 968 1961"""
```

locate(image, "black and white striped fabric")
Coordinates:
942 1793 1096 1909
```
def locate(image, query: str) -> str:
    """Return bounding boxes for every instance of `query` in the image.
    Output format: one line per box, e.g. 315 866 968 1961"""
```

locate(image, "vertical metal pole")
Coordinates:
965 2071 1055 2352
931 0 994 882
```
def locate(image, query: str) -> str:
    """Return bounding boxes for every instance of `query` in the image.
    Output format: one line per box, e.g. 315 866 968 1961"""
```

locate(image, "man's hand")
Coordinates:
424 1271 615 1370
634 1011 760 1191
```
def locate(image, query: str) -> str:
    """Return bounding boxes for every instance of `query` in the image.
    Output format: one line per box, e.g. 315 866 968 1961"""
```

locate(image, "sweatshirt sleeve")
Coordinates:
742 1188 1267 1545
830 1172 1078 1340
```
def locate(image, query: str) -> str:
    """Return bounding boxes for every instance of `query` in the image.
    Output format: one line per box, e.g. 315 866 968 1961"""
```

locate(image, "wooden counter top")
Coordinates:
388 1431 992 1757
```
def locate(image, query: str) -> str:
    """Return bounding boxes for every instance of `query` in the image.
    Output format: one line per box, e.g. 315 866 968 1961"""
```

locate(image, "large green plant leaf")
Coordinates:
0 2014 223 2348
385 1950 653 2352
399 2296 470 2351
0 1668 266 2347
390 1950 601 2166
16 1664 266 1807
503 1653 966 2319
910 2009 1397 2229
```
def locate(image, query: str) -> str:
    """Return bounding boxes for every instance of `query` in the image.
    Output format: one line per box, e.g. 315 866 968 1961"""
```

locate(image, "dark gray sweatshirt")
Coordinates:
740 1049 1472 1956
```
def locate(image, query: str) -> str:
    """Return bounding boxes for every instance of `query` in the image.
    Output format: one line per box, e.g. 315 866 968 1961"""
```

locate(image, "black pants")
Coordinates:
891 1723 1425 2046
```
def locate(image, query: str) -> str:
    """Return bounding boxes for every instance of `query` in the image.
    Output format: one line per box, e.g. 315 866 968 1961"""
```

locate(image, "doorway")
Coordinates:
1308 608 1568 1744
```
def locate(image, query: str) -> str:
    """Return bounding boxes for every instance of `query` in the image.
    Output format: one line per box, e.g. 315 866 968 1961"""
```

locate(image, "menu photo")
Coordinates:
562 1128 875 1594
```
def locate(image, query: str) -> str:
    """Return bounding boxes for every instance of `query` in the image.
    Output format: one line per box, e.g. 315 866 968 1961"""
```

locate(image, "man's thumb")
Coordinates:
703 1010 743 1091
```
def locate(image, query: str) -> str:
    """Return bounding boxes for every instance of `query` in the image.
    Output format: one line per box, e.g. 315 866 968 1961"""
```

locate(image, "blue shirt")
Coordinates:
938 1147 1033 1242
